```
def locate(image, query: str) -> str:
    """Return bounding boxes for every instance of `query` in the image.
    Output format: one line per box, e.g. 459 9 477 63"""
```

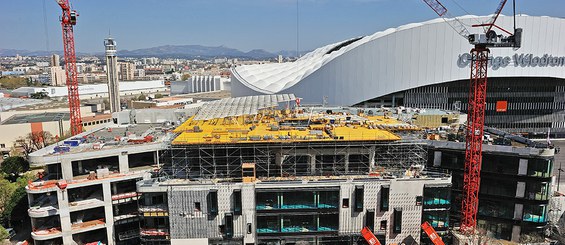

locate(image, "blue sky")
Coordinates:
0 0 563 53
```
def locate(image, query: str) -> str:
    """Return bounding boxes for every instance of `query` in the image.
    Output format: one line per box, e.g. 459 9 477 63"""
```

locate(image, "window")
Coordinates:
195 202 201 211
0 144 5 148
208 190 218 216
393 208 402 233
224 213 234 237
380 187 389 211
342 198 349 208
247 223 252 234
233 189 242 215
365 211 375 231
380 220 387 231
354 186 364 212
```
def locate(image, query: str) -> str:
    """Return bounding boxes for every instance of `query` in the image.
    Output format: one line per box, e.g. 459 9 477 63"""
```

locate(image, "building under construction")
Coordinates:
137 94 453 245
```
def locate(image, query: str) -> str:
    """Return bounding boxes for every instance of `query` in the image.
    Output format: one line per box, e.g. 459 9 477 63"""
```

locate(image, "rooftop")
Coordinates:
1 112 70 125
0 97 50 111
29 123 176 158
172 105 413 145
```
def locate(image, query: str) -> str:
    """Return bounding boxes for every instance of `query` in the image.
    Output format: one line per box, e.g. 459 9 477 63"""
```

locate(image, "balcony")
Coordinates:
27 169 147 194
31 228 62 240
71 219 106 234
118 229 140 241
69 198 105 212
112 192 139 204
140 228 170 242
28 205 59 218
139 204 168 217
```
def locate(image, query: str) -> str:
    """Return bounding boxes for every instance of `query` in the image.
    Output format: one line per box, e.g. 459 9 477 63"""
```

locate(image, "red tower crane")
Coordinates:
422 0 521 232
57 0 83 135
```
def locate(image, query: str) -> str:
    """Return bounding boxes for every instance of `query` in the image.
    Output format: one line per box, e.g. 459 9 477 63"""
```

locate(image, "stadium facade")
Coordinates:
231 15 565 134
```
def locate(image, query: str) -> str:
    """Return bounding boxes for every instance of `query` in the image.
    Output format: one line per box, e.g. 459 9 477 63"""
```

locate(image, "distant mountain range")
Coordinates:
0 45 309 59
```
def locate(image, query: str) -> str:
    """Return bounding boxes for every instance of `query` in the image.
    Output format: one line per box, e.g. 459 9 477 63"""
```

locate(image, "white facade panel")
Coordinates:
232 15 565 106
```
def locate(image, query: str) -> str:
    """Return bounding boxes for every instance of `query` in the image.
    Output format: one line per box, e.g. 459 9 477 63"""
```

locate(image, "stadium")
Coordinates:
231 15 565 134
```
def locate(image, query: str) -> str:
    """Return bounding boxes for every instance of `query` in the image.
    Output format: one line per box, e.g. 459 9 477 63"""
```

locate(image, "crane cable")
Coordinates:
42 0 50 52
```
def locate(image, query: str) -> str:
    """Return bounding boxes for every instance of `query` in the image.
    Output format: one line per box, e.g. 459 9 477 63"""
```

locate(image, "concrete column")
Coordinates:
102 182 115 245
61 159 73 181
369 146 376 170
310 154 316 175
119 153 129 173
345 154 350 173
57 188 73 244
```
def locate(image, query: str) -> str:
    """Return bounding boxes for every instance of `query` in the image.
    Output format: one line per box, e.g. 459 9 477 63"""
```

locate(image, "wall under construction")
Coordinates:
159 140 428 180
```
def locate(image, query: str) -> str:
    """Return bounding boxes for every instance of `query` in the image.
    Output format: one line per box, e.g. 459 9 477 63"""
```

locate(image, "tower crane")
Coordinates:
56 0 83 135
422 0 521 232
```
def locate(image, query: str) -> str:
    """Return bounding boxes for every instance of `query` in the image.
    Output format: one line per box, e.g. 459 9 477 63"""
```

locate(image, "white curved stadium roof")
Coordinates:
232 15 565 106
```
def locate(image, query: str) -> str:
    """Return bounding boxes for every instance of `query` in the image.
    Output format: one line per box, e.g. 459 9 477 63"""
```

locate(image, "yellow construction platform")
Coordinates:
172 111 405 145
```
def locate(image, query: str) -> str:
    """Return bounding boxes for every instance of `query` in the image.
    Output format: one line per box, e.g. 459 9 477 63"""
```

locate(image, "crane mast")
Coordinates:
57 0 83 135
421 0 521 232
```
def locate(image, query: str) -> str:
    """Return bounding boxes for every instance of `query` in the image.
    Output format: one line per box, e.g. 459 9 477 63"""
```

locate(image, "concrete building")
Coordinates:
170 76 230 95
428 141 555 242
119 62 136 81
51 54 60 67
134 94 453 245
10 80 167 100
105 37 121 113
25 108 197 245
49 66 66 86
231 15 565 134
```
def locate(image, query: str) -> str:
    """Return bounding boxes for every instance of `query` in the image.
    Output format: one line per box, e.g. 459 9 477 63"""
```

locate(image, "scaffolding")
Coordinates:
159 140 427 180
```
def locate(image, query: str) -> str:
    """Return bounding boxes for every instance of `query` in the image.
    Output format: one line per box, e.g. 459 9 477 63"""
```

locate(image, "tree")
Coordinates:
181 73 191 81
0 157 29 182
154 93 164 99
30 91 48 99
0 225 8 240
15 131 54 157
137 94 146 101
0 178 17 216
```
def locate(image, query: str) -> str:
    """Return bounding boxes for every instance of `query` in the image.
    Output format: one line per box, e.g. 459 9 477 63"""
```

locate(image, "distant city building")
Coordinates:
49 66 66 86
50 54 60 67
104 37 121 113
119 62 135 81
10 80 166 100
170 75 230 95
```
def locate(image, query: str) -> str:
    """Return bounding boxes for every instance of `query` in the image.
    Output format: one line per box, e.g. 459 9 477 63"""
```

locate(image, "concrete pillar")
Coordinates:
57 188 73 244
369 146 376 170
119 152 129 173
345 154 350 173
61 159 73 181
102 182 115 245
310 154 316 175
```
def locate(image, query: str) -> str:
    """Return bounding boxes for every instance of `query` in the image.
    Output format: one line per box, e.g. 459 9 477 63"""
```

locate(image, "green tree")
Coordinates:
154 93 164 99
0 157 29 182
30 91 48 99
137 94 146 101
0 225 8 240
0 178 17 216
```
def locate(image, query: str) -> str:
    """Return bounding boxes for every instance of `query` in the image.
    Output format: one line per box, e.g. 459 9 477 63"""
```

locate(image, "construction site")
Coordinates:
13 0 565 244
137 94 453 245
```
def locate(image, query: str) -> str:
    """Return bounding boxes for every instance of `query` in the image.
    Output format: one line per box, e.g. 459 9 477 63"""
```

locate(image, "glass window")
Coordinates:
380 187 389 211
393 208 402 233
528 159 551 178
318 191 339 209
478 199 514 219
256 192 279 210
233 190 242 215
523 205 547 223
257 216 279 233
354 186 364 212
423 187 451 207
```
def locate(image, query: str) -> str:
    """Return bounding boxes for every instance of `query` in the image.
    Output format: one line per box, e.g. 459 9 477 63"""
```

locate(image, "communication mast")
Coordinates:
57 0 83 135
422 0 521 232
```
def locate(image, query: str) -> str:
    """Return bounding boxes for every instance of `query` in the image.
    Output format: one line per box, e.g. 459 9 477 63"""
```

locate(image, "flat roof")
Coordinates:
0 97 50 111
1 112 70 125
